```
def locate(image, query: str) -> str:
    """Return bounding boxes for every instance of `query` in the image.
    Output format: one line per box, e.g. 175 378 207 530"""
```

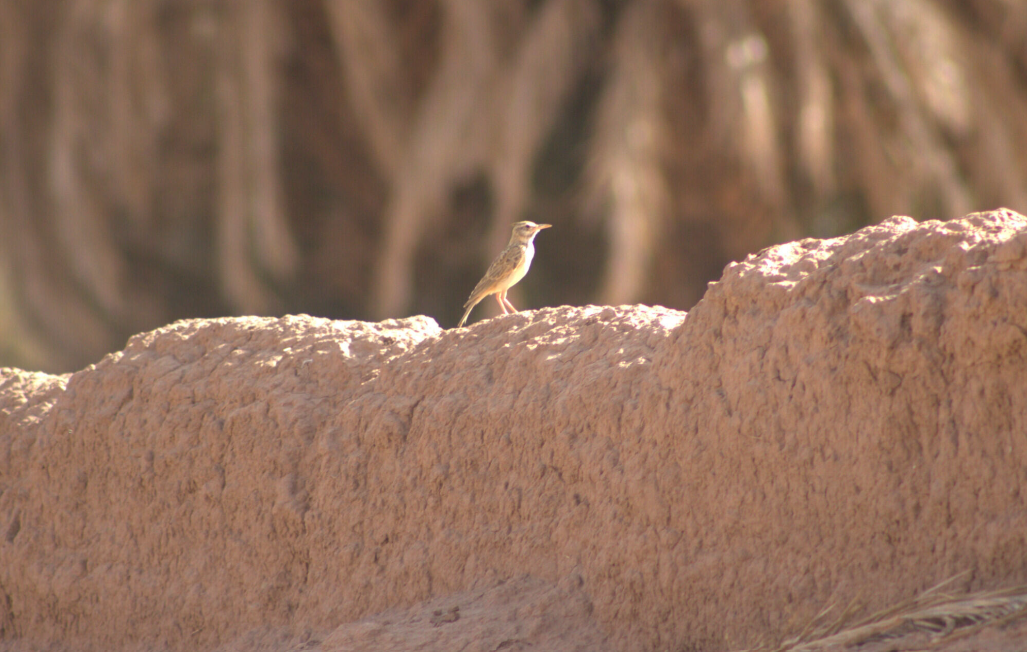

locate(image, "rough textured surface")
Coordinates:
2 209 1027 651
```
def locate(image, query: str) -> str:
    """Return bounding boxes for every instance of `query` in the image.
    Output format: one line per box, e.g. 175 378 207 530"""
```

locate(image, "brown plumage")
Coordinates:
457 221 551 327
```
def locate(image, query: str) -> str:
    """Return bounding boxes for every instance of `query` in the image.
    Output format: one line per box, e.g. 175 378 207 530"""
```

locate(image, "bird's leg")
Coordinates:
502 292 518 313
495 292 510 314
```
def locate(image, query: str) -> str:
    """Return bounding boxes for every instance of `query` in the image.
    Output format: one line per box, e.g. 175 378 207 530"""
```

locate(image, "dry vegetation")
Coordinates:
1 0 1026 371
742 575 1027 651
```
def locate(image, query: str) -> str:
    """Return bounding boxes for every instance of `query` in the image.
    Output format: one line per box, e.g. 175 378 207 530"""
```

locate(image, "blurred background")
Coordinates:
1 0 1026 373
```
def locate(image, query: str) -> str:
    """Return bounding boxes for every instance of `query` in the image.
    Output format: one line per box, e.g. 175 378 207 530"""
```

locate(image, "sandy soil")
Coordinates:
2 209 1027 651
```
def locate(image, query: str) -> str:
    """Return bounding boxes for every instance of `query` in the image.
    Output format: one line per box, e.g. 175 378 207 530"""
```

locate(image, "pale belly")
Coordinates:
495 244 534 291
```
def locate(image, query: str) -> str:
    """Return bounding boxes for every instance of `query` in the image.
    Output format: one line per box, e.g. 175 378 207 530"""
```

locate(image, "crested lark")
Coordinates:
457 221 551 328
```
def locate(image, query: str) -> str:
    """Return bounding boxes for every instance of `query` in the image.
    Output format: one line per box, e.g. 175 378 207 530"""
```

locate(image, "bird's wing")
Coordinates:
464 245 525 307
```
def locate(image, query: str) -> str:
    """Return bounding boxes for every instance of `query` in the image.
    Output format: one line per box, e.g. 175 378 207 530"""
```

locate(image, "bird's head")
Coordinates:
510 221 552 244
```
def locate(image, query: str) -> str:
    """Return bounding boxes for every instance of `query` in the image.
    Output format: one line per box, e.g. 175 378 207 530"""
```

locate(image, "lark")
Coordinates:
457 221 551 328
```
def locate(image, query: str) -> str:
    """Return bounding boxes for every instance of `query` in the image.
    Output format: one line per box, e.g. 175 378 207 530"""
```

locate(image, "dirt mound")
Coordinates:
2 209 1027 651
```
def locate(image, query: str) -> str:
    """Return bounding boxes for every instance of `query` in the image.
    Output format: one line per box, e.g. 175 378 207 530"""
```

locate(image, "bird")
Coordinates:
457 221 551 328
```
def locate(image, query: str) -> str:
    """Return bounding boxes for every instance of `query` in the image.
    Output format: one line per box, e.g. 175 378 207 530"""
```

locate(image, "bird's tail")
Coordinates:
456 298 479 328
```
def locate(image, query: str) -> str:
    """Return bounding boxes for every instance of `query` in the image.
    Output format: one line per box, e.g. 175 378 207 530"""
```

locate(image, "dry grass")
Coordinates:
740 574 1027 652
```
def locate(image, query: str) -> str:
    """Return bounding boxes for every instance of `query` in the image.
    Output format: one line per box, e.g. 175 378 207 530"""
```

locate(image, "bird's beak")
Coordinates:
536 224 552 230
